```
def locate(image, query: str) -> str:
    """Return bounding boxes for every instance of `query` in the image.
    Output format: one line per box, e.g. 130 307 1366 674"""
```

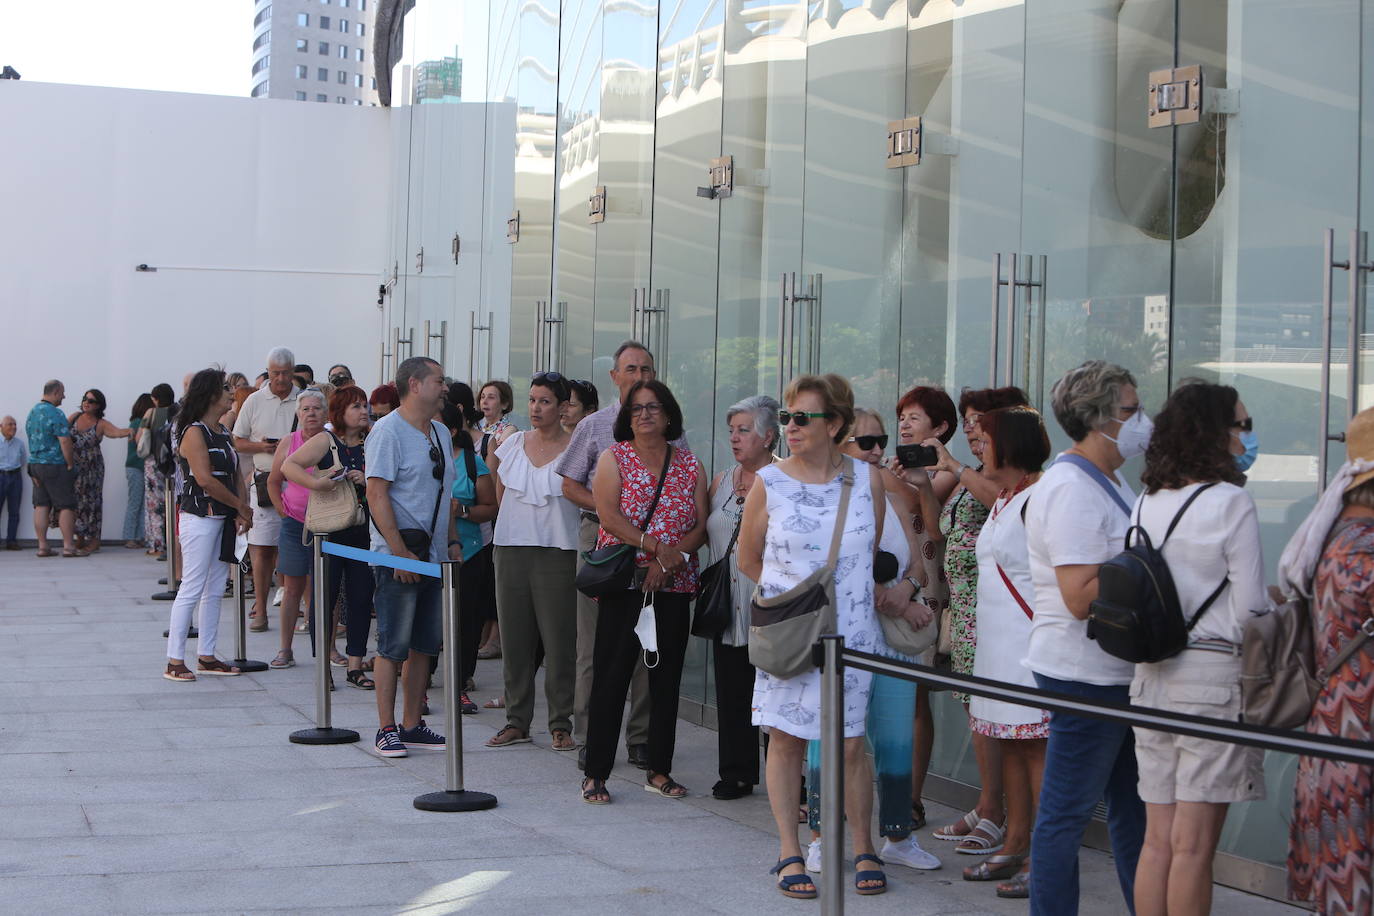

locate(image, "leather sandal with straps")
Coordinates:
644 772 688 798
770 856 817 899
163 662 196 683
955 818 1006 855
933 809 980 841
854 853 887 895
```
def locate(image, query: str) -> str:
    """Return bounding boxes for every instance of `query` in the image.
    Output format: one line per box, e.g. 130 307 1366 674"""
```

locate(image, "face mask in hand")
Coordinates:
1235 429 1259 472
634 593 660 669
1102 410 1154 460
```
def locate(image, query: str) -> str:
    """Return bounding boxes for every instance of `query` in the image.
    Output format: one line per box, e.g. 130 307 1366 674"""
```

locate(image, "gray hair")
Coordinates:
612 340 655 369
266 346 295 369
297 388 327 410
1050 360 1138 442
726 395 781 450
852 407 886 434
42 379 62 396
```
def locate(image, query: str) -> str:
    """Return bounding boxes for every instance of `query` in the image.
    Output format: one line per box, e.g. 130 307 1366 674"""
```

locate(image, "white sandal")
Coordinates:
933 809 980 841
955 818 1006 856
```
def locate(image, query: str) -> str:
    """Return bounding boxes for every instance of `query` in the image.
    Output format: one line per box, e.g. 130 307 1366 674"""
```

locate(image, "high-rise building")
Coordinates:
414 52 462 104
250 0 379 105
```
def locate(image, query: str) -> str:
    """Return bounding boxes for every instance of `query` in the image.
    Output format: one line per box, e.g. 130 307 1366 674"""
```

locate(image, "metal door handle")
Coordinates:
424 320 447 364
469 311 493 384
1320 228 1353 489
990 255 1008 388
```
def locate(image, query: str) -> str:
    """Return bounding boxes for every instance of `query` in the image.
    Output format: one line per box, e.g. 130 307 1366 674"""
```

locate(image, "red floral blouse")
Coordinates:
595 442 701 593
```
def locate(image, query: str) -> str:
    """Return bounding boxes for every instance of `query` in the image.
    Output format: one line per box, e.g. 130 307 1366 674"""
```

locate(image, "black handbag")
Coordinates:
692 488 742 640
395 423 446 561
575 447 673 599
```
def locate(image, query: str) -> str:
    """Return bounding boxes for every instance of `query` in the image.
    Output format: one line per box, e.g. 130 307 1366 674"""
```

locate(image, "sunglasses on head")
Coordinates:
533 371 565 385
848 434 888 451
779 410 832 427
1231 417 1254 432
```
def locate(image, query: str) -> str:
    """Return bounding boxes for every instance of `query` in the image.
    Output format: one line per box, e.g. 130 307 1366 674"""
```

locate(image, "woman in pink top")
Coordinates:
265 389 326 668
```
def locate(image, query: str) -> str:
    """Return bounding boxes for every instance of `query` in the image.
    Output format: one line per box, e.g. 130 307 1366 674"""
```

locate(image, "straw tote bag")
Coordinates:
304 436 365 538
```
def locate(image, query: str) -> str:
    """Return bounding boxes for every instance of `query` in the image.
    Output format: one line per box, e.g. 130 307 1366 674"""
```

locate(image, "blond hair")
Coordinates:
783 373 855 445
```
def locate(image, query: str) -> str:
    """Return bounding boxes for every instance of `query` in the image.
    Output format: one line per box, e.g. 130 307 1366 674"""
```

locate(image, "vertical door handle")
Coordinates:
990 254 1007 388
1320 228 1353 489
1347 231 1374 421
660 290 670 371
424 320 447 365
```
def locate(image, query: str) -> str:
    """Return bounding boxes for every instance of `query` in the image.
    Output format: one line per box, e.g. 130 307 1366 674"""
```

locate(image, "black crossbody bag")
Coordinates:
575 447 673 599
397 424 445 560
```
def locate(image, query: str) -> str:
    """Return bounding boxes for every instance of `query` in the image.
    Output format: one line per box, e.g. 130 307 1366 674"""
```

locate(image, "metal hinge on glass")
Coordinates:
886 117 921 168
506 211 520 244
588 186 606 224
697 156 733 200
1148 66 1202 128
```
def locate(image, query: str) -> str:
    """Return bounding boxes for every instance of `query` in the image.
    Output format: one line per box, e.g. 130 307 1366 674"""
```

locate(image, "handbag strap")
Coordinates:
719 467 745 556
825 458 855 570
1131 483 1226 632
996 564 1033 620
425 421 445 540
1054 453 1131 516
1321 618 1374 680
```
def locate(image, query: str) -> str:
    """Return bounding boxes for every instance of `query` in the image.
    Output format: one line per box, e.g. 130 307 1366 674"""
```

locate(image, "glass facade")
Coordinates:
381 0 1374 892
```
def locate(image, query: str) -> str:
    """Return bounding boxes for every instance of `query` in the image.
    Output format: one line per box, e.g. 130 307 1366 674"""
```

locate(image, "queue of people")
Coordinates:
11 340 1371 915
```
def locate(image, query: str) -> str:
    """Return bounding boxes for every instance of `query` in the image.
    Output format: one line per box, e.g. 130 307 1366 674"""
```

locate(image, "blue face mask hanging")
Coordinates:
1235 429 1259 472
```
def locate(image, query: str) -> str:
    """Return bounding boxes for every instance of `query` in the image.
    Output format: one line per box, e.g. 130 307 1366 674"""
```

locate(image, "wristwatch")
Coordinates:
458 504 469 519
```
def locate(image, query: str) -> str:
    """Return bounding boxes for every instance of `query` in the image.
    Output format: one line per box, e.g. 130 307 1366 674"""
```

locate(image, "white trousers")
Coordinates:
166 512 229 661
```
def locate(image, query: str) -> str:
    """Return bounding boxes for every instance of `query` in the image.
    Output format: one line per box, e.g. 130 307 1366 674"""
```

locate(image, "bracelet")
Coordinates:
639 532 646 550
905 576 922 599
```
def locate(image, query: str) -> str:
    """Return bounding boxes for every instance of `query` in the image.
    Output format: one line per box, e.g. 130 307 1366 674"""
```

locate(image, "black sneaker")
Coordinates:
375 725 407 758
459 692 479 715
399 720 446 751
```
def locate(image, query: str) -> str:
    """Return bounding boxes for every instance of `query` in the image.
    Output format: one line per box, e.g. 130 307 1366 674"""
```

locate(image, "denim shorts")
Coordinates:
373 568 443 661
277 515 312 576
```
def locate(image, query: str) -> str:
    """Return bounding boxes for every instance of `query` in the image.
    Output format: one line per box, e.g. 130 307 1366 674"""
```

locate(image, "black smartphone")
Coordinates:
264 437 280 445
896 444 938 468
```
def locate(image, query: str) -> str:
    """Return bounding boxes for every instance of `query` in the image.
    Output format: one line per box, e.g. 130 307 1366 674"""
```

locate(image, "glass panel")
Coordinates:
592 0 659 408
713 0 807 471
553 0 604 383
1019 0 1173 464
650 0 727 708
1361 0 1374 415
506 0 561 416
1171 0 1364 870
802 0 905 418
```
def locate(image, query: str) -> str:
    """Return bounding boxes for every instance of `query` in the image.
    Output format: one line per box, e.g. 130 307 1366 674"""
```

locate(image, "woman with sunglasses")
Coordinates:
799 407 942 873
739 374 888 898
703 394 779 801
486 372 581 751
67 388 132 553
581 379 707 804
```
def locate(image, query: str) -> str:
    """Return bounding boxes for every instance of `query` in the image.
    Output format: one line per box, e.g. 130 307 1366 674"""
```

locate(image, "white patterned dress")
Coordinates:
751 460 879 740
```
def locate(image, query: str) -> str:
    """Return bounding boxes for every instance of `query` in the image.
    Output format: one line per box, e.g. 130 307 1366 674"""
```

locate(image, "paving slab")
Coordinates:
0 549 1298 914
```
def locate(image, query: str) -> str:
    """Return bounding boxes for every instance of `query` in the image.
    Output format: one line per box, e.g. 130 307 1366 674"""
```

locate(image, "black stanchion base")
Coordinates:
152 590 178 601
413 789 498 812
162 627 198 638
289 727 360 745
232 658 269 673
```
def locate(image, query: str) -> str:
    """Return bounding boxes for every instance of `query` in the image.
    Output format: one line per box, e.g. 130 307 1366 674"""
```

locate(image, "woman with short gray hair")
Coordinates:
1021 359 1150 912
703 395 779 800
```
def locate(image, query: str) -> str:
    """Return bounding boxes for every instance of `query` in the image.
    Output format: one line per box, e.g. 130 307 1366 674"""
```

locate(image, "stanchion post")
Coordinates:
819 635 845 916
152 478 179 602
290 535 359 746
231 558 268 672
414 559 497 812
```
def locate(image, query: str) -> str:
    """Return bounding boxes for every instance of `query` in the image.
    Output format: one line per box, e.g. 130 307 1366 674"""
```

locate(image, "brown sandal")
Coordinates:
485 726 531 748
551 728 577 751
196 657 242 677
164 662 196 682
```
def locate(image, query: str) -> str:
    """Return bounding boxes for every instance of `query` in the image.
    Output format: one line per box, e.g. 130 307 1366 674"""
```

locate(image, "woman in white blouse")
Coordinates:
484 373 581 751
964 406 1052 898
1131 382 1265 916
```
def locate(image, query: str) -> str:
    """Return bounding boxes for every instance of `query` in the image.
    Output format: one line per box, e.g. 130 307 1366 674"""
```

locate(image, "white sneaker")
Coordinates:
881 835 941 870
271 587 283 607
805 838 822 873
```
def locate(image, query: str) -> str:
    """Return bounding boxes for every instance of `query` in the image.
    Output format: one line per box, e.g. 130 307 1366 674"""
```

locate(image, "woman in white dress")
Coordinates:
738 373 888 899
965 406 1052 898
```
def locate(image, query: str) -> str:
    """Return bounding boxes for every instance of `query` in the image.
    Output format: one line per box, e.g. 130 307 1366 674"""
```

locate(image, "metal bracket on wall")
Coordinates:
451 233 461 263
588 186 606 224
415 246 424 274
506 211 520 243
886 117 921 168
1148 65 1203 128
424 319 447 364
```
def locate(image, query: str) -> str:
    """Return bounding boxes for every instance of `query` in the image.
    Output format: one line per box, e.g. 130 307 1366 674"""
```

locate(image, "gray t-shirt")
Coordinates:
555 399 690 488
365 411 455 565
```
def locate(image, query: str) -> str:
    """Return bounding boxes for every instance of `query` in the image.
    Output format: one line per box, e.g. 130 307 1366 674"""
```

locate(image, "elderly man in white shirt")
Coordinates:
232 347 301 632
0 415 27 549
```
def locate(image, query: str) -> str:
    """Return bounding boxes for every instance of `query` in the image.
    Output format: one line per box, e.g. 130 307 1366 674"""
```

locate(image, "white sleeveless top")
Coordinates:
492 431 579 551
970 486 1042 727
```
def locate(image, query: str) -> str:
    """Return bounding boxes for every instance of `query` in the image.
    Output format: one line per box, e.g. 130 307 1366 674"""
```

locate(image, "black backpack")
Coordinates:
1087 482 1226 664
151 405 179 477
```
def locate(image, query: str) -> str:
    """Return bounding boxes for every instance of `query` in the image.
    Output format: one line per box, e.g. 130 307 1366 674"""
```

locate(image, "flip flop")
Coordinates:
36 547 55 557
485 726 531 748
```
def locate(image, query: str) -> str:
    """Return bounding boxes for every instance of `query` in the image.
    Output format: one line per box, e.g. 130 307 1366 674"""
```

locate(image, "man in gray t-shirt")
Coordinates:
557 341 687 768
365 356 458 758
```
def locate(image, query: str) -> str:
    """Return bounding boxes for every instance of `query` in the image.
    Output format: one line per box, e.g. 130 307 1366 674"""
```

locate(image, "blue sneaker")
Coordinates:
374 725 407 758
398 720 446 751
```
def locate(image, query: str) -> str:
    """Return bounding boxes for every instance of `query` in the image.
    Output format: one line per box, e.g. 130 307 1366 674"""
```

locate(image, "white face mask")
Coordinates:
634 594 660 668
1102 410 1153 460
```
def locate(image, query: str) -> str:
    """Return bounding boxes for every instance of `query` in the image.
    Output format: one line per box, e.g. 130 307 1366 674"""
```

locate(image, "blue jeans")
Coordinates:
0 469 21 542
121 467 145 542
372 569 442 661
807 673 916 838
1029 673 1145 916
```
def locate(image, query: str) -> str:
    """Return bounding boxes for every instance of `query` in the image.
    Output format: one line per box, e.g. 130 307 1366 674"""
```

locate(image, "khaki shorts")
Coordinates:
1130 649 1265 805
248 503 282 547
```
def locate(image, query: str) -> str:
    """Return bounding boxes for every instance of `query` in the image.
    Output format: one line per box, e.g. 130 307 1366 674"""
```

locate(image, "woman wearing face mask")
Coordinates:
1020 360 1149 915
1130 382 1265 916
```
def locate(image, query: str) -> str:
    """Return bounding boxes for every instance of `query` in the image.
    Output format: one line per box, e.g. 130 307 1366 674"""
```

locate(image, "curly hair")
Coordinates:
1141 381 1246 494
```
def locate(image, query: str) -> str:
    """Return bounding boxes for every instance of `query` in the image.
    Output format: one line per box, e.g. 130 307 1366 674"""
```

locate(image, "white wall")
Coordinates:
0 81 391 542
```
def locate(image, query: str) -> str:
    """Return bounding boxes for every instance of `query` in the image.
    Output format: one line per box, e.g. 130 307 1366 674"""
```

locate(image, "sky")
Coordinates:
0 0 253 97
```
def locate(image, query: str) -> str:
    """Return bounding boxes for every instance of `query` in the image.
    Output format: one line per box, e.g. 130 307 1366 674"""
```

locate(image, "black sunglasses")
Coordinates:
849 434 888 451
427 429 445 481
779 410 832 427
1231 417 1254 432
533 371 566 385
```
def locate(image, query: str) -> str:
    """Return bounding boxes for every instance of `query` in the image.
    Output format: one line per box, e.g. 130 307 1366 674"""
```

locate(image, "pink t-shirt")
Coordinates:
280 429 314 522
